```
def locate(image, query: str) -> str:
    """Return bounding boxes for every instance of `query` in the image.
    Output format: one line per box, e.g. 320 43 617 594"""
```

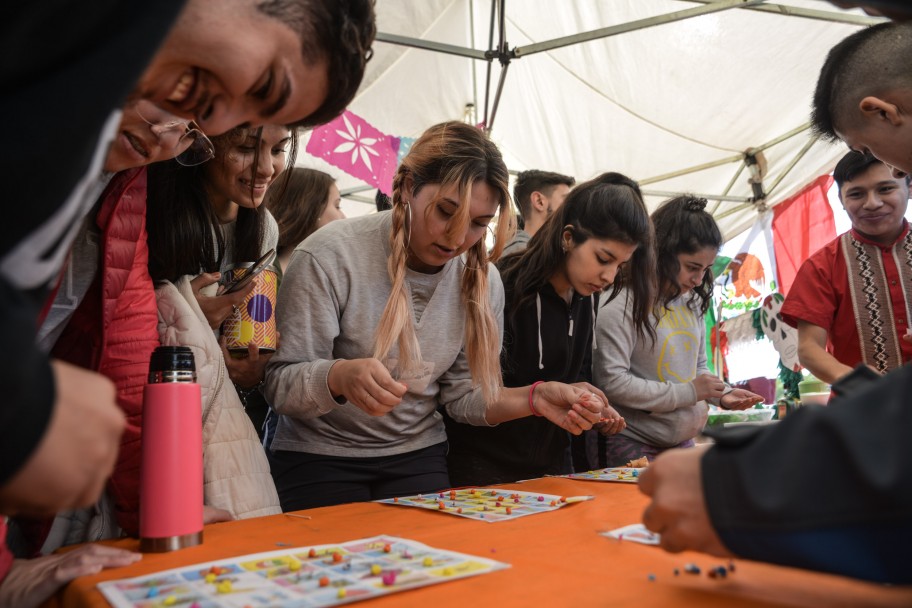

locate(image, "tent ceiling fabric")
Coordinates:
298 0 881 240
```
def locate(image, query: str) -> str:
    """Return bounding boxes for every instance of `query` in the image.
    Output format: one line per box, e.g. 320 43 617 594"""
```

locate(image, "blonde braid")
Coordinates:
372 172 422 375
461 239 502 403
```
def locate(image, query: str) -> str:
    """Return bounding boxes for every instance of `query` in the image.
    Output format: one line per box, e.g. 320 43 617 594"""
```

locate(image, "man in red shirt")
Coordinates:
781 151 912 383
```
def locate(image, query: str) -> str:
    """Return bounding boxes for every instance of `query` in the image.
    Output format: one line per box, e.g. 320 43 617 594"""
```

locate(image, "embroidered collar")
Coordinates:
849 219 910 250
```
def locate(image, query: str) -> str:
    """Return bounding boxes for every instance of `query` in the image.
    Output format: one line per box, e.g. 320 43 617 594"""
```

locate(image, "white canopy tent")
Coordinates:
297 0 884 240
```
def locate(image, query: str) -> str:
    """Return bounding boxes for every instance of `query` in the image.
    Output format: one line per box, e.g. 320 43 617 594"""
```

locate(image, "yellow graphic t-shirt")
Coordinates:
655 305 700 384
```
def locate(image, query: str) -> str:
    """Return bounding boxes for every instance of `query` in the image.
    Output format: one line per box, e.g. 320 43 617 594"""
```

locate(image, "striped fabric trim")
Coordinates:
840 232 912 372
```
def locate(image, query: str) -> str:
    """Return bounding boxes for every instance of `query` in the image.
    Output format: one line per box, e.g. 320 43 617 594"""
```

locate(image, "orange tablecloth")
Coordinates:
50 477 912 607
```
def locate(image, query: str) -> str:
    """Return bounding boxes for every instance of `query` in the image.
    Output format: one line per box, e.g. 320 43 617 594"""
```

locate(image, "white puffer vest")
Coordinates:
155 276 280 519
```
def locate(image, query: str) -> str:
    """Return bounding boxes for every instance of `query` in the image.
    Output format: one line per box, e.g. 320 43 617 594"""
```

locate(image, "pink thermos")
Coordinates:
140 346 203 552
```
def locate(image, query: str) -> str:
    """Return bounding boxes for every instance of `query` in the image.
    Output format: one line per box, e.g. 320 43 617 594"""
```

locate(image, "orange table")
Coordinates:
50 477 912 607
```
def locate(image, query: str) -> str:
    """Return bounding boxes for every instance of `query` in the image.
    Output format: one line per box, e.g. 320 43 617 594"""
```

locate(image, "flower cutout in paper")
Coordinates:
305 110 398 193
333 113 380 172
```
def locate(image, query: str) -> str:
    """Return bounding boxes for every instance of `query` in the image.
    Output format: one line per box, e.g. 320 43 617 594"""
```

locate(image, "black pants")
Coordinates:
268 442 450 511
238 387 269 442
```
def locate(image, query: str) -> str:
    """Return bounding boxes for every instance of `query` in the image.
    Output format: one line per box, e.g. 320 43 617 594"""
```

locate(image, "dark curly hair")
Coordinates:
650 195 722 316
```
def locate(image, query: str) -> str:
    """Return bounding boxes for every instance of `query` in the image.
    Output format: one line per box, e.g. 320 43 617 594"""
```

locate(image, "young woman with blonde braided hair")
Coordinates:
264 122 607 510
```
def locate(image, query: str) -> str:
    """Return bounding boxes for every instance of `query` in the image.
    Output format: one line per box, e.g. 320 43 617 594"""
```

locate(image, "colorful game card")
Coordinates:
98 535 508 608
376 488 593 522
561 467 644 483
602 523 661 545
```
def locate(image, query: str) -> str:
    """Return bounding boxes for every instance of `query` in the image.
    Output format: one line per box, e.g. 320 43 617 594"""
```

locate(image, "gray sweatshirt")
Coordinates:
264 211 503 458
501 229 531 257
593 289 714 447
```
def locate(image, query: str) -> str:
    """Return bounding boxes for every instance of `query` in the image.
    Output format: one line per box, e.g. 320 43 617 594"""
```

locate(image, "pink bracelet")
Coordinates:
528 381 545 416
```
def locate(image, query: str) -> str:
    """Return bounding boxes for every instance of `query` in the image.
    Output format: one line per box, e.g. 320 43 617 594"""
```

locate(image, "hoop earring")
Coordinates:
457 257 487 272
400 201 413 251
457 247 488 272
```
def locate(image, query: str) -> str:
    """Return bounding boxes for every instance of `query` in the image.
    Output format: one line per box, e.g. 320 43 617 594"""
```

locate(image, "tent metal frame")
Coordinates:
364 1 887 223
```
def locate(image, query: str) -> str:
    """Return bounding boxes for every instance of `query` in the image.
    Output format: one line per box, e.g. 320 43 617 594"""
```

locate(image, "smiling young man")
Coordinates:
781 151 912 383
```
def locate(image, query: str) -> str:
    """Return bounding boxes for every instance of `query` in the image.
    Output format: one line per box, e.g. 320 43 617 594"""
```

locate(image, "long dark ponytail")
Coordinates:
499 172 657 340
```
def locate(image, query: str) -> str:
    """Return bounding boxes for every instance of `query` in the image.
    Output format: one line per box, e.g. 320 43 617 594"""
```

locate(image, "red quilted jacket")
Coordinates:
51 167 160 537
0 519 11 585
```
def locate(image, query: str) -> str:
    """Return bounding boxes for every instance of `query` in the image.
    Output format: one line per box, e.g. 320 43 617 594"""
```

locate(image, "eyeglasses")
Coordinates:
133 101 215 166
174 120 216 166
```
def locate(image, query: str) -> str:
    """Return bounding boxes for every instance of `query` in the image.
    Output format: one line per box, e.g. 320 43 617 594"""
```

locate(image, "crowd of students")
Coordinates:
3 2 912 605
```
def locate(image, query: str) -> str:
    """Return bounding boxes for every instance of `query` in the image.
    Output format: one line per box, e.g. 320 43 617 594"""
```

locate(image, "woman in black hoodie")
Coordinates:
445 172 656 486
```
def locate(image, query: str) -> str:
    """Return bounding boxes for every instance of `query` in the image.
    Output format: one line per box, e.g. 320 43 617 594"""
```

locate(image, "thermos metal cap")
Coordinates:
149 346 197 383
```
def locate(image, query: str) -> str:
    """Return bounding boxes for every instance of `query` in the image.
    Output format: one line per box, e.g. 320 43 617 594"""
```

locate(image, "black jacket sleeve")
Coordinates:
701 365 912 584
0 277 54 485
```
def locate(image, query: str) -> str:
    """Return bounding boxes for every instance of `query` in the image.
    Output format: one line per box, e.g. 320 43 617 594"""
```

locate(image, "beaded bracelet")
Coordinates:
528 380 545 416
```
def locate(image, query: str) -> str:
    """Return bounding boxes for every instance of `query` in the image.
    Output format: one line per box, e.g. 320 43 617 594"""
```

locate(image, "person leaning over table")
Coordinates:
593 196 763 468
1 1 375 605
264 122 608 511
147 123 292 429
639 363 912 584
444 172 650 486
22 100 222 556
1 0 375 523
1 98 213 608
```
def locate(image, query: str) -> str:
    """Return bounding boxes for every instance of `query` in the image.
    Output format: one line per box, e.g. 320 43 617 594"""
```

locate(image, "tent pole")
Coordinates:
344 195 381 206
753 123 811 153
680 0 885 26
486 0 511 133
482 0 497 129
374 33 487 59
639 152 745 185
714 202 756 221
340 185 376 197
470 0 479 116
487 63 511 133
642 190 752 203
514 0 767 57
498 0 506 52
765 136 818 197
709 161 747 215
